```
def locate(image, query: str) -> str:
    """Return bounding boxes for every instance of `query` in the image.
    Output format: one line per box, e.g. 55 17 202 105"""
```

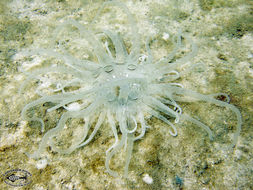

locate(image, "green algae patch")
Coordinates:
0 15 32 76
199 0 214 11
203 0 252 9
0 1 7 14
223 14 253 38
0 16 31 42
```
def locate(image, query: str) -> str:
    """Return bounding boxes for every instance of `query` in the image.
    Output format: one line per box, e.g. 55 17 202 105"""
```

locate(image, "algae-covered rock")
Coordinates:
0 0 252 189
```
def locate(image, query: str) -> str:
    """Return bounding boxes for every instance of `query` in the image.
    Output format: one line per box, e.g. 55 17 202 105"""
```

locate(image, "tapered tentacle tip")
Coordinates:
25 151 40 160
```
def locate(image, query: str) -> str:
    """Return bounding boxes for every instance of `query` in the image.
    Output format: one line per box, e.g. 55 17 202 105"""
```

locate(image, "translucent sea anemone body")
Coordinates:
18 1 242 177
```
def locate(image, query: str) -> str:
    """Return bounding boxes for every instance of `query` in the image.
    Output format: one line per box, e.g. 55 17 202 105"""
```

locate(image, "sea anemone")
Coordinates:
18 1 242 177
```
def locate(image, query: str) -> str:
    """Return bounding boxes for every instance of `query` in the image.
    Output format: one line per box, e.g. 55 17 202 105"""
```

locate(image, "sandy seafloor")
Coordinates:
0 0 252 189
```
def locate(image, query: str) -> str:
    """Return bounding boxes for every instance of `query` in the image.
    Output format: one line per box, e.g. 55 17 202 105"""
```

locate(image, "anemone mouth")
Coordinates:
101 78 146 108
